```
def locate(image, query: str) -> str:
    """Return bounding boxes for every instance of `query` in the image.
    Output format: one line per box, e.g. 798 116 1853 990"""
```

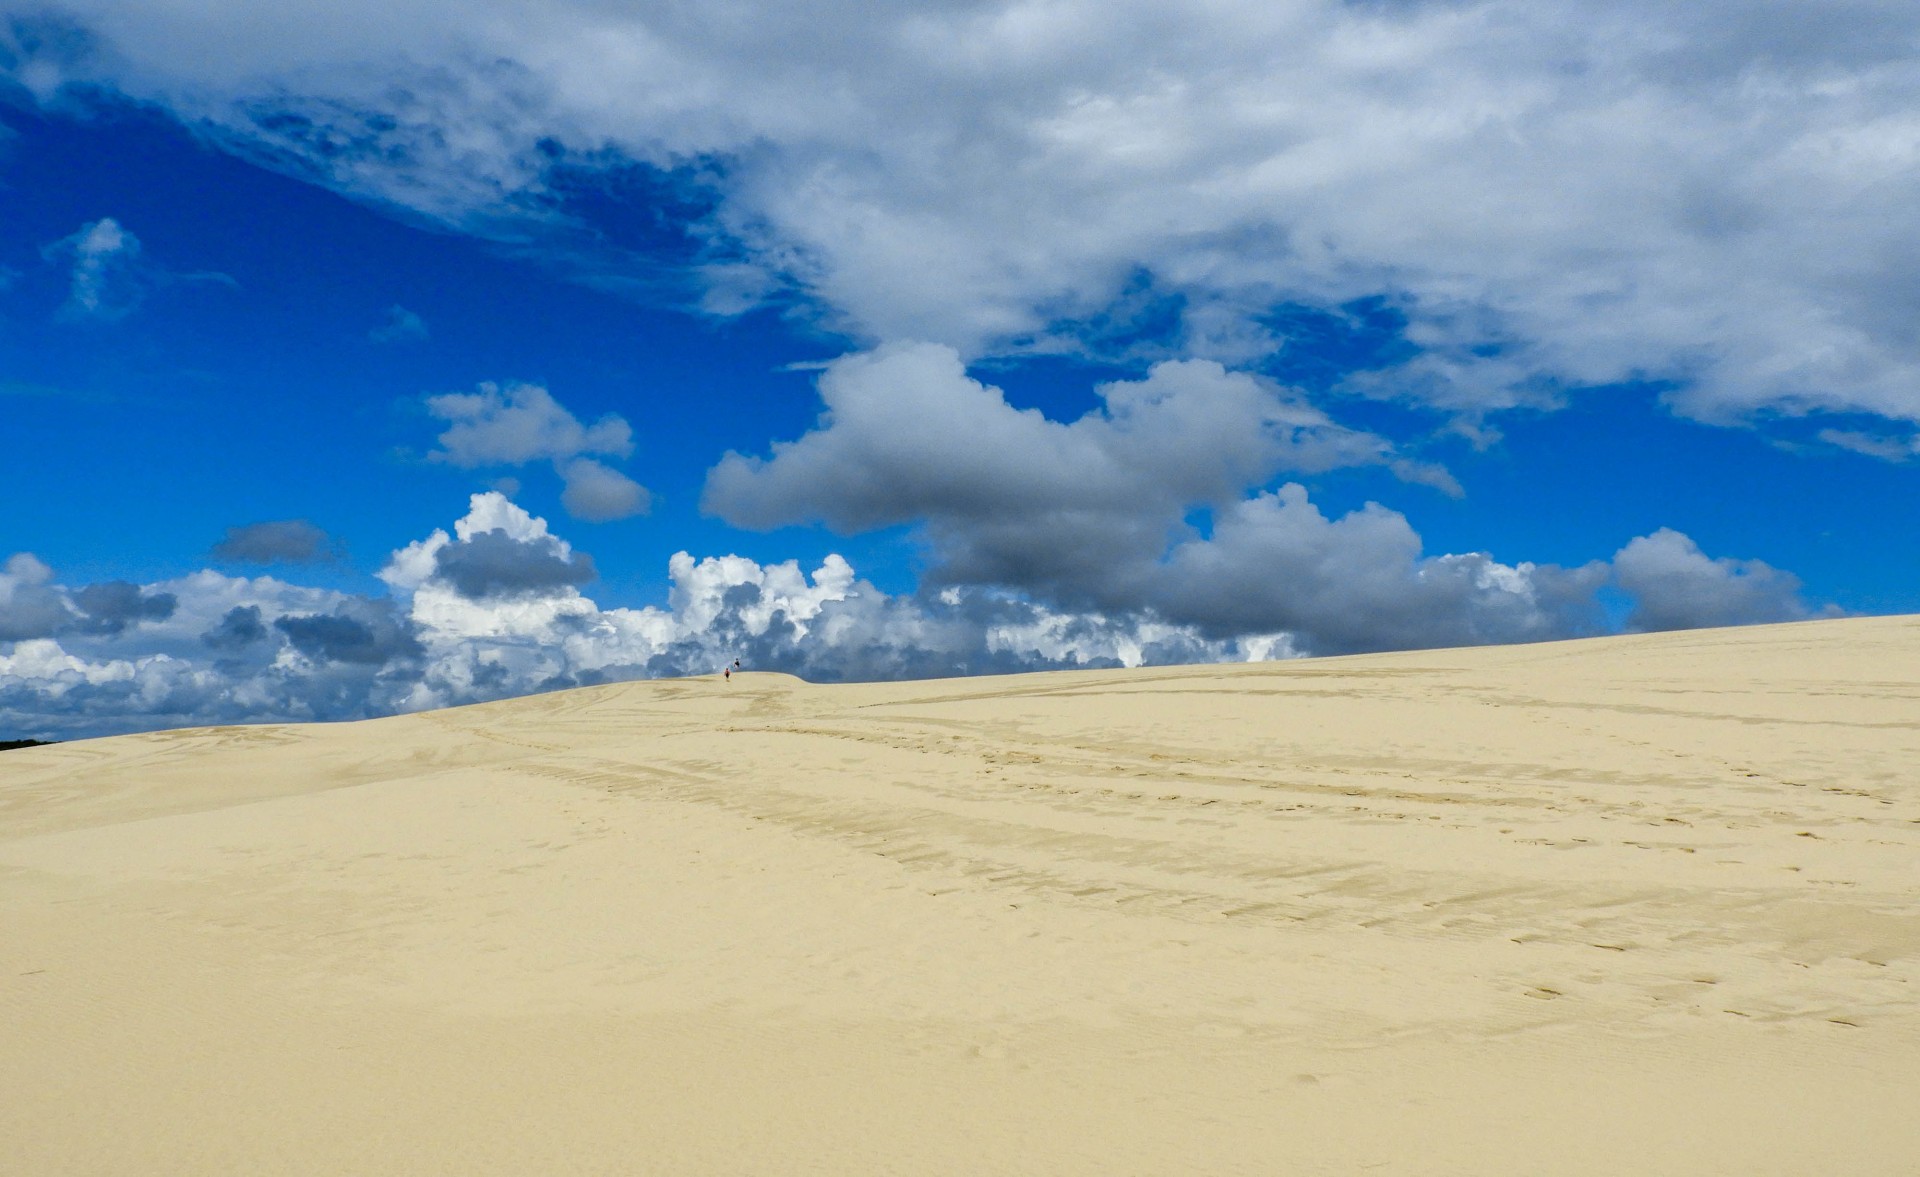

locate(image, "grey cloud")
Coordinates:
0 601 70 642
430 527 597 599
70 580 177 635
273 602 422 665
211 519 343 565
0 553 74 641
709 344 1357 530
1151 486 1609 654
559 457 650 522
201 604 268 650
705 345 1563 653
1612 528 1824 632
704 348 1837 656
706 342 1433 603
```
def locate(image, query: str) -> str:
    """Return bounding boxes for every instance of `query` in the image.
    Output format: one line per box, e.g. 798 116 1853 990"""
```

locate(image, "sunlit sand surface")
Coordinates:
4 615 1918 1173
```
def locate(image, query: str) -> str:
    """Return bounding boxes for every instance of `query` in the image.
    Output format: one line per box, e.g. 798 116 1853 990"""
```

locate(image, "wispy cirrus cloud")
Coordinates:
38 214 235 320
369 303 428 343
42 215 144 319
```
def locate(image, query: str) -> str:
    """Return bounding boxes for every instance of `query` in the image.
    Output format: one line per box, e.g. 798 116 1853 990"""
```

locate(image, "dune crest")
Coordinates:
5 615 1919 1173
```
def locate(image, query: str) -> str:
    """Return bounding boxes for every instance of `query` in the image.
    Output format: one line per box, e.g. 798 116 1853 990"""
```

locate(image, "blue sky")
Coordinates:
3 1 1917 738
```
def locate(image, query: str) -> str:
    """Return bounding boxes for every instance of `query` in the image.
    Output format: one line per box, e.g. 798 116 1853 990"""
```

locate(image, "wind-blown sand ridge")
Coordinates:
4 615 1918 1173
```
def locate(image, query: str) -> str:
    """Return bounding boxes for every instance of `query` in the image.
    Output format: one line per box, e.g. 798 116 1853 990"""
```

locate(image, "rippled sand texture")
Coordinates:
4 615 1918 1174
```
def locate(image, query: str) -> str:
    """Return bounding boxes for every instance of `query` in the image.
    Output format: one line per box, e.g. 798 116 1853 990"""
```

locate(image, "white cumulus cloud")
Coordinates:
424 382 650 521
427 382 632 467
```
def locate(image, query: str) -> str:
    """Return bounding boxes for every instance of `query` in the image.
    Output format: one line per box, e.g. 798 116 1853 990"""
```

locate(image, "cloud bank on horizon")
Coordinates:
3 479 1827 740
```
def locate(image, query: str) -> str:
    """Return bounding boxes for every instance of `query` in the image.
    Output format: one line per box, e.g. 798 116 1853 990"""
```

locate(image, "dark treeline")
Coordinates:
1 739 55 751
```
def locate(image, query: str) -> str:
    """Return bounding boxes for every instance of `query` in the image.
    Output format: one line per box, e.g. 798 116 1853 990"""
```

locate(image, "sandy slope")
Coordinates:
3 615 1918 1175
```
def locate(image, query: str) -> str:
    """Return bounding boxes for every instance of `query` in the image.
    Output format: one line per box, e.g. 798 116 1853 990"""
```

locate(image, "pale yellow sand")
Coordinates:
4 615 1919 1174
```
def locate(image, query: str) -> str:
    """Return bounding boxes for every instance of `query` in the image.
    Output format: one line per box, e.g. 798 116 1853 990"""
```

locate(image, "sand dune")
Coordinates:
4 615 1918 1174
